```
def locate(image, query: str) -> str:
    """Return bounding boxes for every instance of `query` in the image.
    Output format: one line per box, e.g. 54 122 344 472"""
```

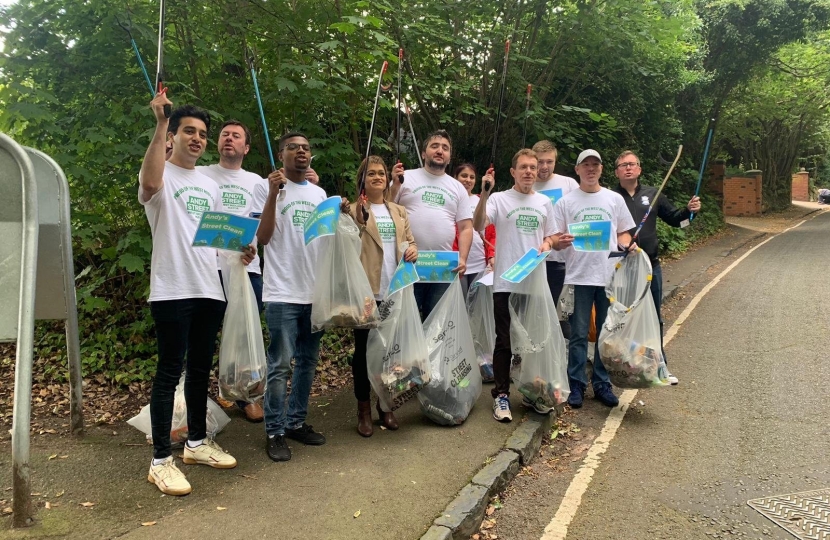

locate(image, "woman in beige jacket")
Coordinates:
348 156 417 437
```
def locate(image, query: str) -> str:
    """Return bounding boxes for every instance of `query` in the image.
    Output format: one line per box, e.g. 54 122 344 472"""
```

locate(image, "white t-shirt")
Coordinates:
371 203 398 301
552 187 635 287
394 168 472 251
255 180 328 304
485 189 556 293
138 162 225 303
466 194 487 275
197 164 266 274
534 174 580 263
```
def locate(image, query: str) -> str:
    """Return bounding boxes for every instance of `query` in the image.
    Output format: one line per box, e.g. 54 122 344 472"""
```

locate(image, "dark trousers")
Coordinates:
413 282 450 320
650 260 666 364
545 261 571 339
150 298 226 459
352 328 372 402
492 292 513 398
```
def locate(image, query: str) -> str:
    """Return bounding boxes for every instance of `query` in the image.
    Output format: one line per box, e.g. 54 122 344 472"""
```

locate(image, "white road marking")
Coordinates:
540 218 811 540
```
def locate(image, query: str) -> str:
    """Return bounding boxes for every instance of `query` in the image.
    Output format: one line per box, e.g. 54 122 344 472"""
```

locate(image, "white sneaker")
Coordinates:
522 396 553 415
666 371 679 385
182 439 238 469
148 456 191 496
493 394 512 422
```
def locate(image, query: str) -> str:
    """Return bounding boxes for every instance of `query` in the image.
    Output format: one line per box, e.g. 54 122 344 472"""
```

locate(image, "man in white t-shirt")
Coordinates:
255 132 329 463
139 93 240 496
532 140 579 339
473 149 557 422
197 120 267 422
390 129 473 318
551 149 636 409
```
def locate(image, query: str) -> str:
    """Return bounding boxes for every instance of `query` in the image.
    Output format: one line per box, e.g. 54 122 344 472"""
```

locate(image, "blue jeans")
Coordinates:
567 285 611 390
263 302 322 436
413 282 450 320
650 261 666 364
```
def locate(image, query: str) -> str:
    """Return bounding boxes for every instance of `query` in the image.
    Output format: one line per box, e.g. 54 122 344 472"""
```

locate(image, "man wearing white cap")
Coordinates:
551 149 636 409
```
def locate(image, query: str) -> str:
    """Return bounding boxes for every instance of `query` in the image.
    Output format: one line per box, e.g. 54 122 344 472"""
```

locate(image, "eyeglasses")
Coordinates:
284 143 311 151
616 162 639 169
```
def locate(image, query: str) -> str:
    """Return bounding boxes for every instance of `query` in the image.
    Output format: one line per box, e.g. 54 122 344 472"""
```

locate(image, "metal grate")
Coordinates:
747 489 830 540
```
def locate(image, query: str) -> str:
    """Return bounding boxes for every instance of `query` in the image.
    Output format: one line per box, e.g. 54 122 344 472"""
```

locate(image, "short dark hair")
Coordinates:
453 163 476 178
422 129 452 153
167 105 211 136
278 131 309 151
219 120 251 146
615 150 640 167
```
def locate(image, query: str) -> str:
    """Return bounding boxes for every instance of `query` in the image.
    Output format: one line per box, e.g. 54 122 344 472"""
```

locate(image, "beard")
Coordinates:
425 157 447 171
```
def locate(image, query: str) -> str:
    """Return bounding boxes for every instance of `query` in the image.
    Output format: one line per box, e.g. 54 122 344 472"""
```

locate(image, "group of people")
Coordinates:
137 89 700 496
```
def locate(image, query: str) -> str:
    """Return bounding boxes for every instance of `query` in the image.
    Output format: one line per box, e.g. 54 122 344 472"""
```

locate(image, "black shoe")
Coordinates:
285 423 326 446
266 435 291 462
593 383 619 407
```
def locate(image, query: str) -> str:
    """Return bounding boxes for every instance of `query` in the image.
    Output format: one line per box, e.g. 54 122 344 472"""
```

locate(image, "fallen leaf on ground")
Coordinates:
48 454 57 460
55 490 64 497
486 506 495 516
216 507 227 511
59 455 68 459
353 510 361 518
141 521 156 526
2 507 11 515
45 502 51 510
80 501 95 508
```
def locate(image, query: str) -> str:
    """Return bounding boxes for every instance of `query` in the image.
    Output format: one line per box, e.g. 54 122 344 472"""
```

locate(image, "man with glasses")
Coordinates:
551 150 636 409
612 151 701 385
255 132 329 462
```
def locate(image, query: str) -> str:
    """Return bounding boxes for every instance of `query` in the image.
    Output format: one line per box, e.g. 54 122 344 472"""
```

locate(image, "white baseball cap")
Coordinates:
576 149 602 165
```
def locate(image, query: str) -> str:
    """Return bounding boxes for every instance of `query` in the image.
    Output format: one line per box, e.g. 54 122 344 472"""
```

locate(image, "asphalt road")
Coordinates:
494 211 830 540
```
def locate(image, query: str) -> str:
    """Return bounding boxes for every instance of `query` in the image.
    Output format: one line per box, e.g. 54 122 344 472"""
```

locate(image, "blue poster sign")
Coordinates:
303 196 341 245
414 251 459 283
538 188 563 205
500 248 550 284
568 220 612 251
387 259 420 296
192 211 259 252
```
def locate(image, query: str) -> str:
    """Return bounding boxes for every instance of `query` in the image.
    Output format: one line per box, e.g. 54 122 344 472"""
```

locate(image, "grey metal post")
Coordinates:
0 133 39 527
25 148 84 436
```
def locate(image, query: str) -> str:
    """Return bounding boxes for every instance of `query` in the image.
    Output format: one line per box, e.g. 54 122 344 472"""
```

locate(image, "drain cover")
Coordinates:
747 489 830 539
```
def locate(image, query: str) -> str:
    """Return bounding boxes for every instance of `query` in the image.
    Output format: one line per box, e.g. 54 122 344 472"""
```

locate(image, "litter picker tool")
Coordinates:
116 14 154 97
246 50 277 173
487 39 510 192
402 97 422 168
608 145 683 258
691 119 715 222
359 60 389 222
522 84 532 148
154 0 171 118
396 49 403 164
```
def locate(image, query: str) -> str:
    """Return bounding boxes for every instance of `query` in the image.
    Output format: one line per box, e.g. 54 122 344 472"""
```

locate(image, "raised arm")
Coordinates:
138 91 173 202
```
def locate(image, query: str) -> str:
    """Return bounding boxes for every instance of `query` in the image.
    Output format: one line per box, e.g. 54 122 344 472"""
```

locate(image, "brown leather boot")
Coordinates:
376 400 399 431
357 401 373 437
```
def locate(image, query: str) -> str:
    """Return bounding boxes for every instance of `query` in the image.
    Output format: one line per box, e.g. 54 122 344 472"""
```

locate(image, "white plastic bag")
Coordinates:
367 285 430 412
127 374 231 445
311 214 379 332
466 272 495 382
419 279 482 425
598 249 669 388
508 265 570 409
218 254 266 403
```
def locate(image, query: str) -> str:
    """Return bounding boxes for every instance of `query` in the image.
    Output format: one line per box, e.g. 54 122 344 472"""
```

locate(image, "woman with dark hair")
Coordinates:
453 163 496 295
348 156 418 437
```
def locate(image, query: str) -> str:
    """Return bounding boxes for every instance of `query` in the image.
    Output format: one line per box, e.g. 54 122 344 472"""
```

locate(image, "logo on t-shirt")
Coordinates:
640 195 650 206
376 217 396 242
223 191 247 210
293 209 312 226
421 191 445 207
515 214 540 233
582 213 604 221
186 196 210 218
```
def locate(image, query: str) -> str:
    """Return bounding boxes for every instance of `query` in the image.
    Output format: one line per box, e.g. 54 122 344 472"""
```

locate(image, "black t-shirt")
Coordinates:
613 183 691 263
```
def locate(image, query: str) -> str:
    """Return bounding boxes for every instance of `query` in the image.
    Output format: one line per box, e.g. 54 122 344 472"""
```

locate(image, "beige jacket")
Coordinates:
349 201 417 296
